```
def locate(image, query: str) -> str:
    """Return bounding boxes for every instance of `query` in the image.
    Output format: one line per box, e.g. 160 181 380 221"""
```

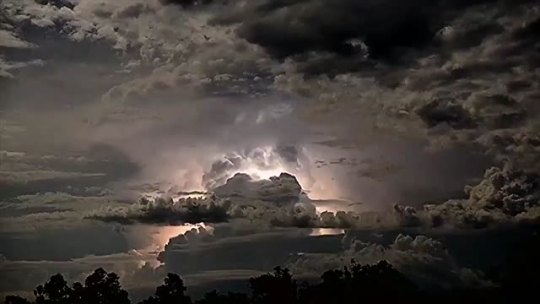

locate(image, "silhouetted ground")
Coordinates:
5 235 540 304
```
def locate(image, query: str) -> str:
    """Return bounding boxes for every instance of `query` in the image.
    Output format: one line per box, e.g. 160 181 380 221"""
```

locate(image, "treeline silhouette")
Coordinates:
3 259 537 304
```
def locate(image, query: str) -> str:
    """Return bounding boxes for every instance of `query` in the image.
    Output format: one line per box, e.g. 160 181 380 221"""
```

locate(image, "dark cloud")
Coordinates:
87 196 229 225
416 94 527 131
0 144 139 199
479 130 540 173
288 233 489 289
392 205 422 227
34 0 75 10
0 171 105 199
0 225 129 261
159 229 343 275
274 145 300 164
212 0 516 76
391 165 540 229
225 0 437 60
417 98 477 129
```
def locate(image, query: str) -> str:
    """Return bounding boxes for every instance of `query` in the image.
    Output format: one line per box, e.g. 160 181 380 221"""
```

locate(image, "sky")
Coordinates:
1 0 539 300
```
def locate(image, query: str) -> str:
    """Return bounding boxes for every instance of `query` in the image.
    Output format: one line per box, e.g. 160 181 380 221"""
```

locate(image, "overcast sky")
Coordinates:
1 0 540 300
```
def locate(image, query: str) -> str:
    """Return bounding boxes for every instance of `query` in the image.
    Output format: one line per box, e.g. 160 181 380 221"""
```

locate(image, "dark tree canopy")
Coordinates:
4 258 539 304
194 291 249 304
80 268 130 304
34 274 72 304
26 268 130 304
299 260 417 304
249 267 297 304
4 296 31 304
140 273 191 304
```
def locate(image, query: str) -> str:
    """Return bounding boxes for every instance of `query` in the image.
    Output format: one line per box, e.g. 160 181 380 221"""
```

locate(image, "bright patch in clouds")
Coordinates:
151 223 212 252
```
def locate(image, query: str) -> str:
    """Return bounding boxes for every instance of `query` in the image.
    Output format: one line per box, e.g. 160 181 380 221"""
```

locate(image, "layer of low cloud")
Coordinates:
288 233 490 290
88 165 540 230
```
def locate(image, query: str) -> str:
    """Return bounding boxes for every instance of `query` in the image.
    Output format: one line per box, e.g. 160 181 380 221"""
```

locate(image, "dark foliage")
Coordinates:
250 267 297 304
194 291 249 304
29 268 129 304
140 274 191 304
299 260 417 304
4 296 31 304
4 257 539 304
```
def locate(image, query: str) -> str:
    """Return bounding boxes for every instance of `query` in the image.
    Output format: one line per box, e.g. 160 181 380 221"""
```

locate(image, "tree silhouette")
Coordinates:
3 258 533 304
499 232 540 303
195 291 249 304
21 269 130 304
4 296 31 304
78 268 130 304
249 267 297 304
34 274 72 304
140 273 191 304
299 260 416 304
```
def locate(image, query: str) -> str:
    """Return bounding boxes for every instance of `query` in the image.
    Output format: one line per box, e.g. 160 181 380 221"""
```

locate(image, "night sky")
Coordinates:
1 0 539 301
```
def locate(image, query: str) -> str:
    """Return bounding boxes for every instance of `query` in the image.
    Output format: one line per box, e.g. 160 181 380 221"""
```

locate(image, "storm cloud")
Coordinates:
2 0 540 300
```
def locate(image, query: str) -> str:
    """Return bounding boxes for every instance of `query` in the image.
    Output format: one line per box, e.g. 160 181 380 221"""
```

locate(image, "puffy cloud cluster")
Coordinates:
466 166 539 215
214 173 302 204
87 172 311 226
478 129 540 173
202 146 304 190
87 163 540 230
1 0 119 47
288 233 489 289
0 29 35 49
85 169 409 230
87 195 229 225
218 0 475 62
1 0 272 105
423 165 540 228
262 0 540 176
387 165 540 229
166 225 214 246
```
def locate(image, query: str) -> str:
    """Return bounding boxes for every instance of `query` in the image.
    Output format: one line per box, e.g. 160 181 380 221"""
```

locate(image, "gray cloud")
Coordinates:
87 172 309 226
0 250 164 298
86 162 540 231
217 0 445 60
0 143 139 199
288 233 490 289
423 165 540 228
158 227 341 275
87 196 229 225
383 164 540 230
